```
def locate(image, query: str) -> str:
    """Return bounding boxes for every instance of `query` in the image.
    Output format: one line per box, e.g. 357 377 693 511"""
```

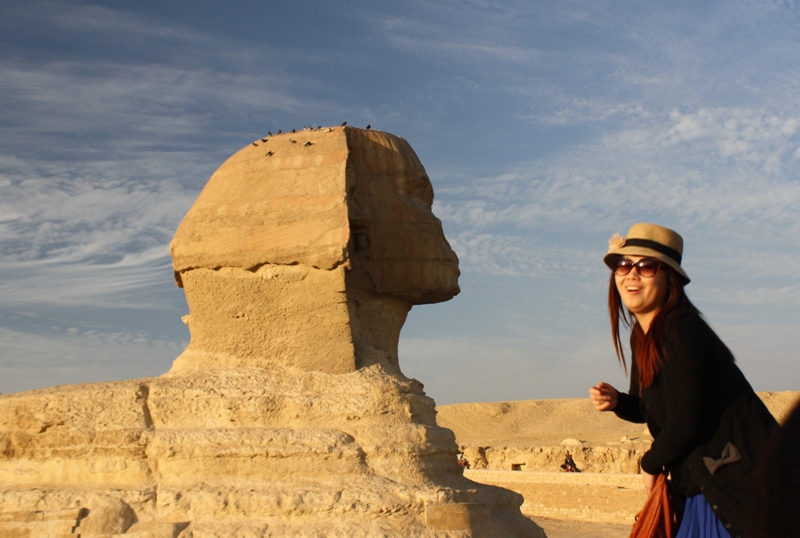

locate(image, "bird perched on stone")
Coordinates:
266 151 274 156
290 139 297 143
252 142 258 147
277 130 282 134
268 131 273 136
341 121 347 126
261 138 268 142
291 129 296 133
304 141 313 147
366 125 371 130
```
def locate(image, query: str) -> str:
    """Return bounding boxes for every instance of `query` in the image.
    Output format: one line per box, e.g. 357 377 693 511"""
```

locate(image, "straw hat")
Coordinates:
603 223 690 283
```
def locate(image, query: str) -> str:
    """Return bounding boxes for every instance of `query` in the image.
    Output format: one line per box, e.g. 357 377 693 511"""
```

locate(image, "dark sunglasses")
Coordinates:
613 257 662 278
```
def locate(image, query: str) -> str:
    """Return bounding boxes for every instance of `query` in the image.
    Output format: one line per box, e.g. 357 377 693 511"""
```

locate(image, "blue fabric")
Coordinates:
675 493 731 538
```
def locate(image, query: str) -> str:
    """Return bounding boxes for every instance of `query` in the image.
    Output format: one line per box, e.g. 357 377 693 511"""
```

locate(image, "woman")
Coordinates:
589 223 777 538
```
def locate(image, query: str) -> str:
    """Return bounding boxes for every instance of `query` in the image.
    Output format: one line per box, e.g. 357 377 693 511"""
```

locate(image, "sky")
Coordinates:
1 0 798 405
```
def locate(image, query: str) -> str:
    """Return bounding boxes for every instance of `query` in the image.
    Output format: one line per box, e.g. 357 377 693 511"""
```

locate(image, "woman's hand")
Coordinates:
642 470 658 495
588 382 619 411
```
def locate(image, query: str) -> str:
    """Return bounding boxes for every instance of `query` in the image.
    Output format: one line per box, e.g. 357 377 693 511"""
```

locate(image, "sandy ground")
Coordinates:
437 391 799 448
437 397 649 448
535 517 632 538
437 391 799 538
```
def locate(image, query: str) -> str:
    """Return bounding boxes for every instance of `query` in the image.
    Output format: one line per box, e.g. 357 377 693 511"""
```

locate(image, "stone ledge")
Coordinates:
464 470 645 525
464 469 644 489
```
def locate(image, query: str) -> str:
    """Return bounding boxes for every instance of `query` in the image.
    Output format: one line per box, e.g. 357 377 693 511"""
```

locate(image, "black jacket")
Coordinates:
614 313 777 538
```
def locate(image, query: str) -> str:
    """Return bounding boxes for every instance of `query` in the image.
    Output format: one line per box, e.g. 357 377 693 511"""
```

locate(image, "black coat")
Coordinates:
614 313 778 538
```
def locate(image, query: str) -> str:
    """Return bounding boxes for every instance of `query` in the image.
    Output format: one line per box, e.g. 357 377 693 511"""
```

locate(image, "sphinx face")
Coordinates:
345 129 460 305
170 126 459 304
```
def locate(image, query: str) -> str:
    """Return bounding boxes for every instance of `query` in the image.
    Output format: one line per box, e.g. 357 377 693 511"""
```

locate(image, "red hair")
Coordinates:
608 266 708 391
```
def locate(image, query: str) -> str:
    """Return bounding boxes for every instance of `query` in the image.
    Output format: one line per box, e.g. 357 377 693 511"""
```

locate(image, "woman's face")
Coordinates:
614 256 669 324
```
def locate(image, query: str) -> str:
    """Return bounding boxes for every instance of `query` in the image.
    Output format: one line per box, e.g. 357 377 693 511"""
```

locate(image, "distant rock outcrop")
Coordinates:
0 127 543 537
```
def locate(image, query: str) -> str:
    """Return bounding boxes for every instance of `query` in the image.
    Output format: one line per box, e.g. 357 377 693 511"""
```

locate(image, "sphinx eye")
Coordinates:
349 223 370 253
414 175 433 205
354 233 369 251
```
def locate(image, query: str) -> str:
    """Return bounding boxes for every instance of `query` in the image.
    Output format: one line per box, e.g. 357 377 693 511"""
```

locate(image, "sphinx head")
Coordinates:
169 127 458 374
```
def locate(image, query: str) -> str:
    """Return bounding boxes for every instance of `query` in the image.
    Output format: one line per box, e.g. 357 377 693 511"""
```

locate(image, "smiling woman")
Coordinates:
612 256 669 333
589 223 778 538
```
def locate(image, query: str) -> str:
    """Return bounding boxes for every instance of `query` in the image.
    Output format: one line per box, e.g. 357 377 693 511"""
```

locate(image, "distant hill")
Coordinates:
437 391 799 447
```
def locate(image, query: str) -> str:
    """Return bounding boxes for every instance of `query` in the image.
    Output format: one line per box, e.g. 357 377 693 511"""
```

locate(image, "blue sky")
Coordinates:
1 0 798 405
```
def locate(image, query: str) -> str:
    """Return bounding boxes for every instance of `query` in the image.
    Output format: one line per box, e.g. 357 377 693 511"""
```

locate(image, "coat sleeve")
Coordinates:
613 343 646 423
640 316 706 475
614 392 646 423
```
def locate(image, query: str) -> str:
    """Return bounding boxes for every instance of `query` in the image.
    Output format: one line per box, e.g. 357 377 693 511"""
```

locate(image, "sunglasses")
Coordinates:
613 257 662 278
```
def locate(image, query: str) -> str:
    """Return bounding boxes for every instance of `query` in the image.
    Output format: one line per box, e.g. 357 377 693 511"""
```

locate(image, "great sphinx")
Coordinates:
0 127 543 537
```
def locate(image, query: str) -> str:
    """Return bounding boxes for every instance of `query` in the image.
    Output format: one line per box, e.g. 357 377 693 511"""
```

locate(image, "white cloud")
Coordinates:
0 246 179 309
0 326 185 395
663 108 800 169
0 165 193 261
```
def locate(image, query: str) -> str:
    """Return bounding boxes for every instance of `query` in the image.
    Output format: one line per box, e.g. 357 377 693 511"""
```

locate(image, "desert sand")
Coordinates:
437 391 799 448
437 391 800 537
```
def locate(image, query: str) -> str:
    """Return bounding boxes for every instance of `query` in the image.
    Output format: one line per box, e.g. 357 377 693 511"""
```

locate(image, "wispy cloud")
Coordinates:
437 104 799 238
5 1 206 50
0 246 178 309
660 108 800 170
0 326 183 394
0 163 192 258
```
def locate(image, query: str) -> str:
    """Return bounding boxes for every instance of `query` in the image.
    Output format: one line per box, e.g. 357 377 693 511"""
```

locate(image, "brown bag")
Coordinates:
629 473 681 538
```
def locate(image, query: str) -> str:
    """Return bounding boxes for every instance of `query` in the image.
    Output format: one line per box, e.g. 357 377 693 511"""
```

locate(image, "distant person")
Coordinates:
588 223 777 538
748 399 799 538
457 453 470 469
560 451 578 472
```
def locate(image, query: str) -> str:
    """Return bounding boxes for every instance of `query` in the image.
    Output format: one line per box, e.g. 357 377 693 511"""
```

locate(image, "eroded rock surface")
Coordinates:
0 127 542 537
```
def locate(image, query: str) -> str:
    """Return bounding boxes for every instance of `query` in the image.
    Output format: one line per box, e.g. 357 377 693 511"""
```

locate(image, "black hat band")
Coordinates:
624 238 682 264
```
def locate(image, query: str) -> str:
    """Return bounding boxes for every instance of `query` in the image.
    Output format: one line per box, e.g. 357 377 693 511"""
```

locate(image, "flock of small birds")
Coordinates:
249 123 372 156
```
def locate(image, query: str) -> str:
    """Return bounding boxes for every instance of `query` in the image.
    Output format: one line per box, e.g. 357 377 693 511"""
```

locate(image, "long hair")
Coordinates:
608 266 705 391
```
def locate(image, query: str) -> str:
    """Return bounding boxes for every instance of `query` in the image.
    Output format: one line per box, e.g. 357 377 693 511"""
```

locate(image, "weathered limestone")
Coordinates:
0 127 542 537
169 127 459 376
460 444 649 474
